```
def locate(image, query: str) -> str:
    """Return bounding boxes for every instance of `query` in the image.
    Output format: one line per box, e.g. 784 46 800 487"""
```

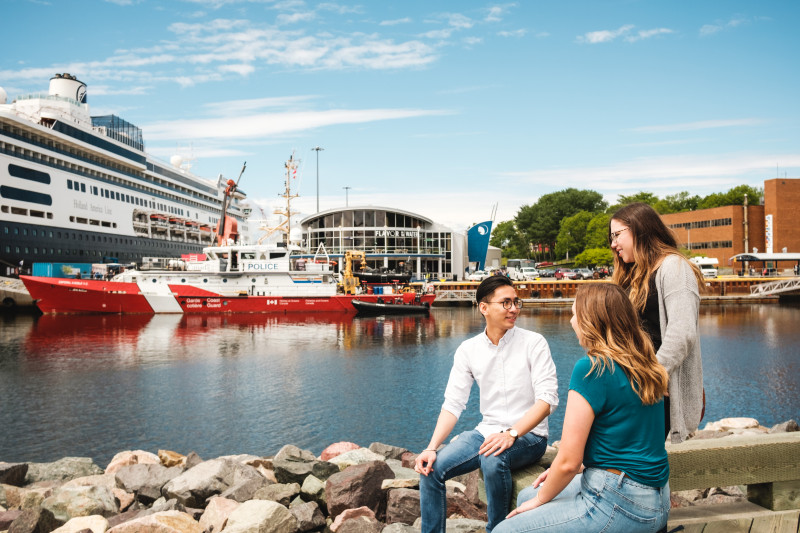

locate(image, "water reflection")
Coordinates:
0 304 798 466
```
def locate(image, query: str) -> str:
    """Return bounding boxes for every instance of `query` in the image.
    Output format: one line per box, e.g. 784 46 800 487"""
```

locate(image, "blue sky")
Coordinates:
2 0 798 233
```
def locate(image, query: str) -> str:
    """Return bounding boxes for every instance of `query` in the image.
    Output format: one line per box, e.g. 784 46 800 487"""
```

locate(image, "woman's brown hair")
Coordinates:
610 202 705 311
575 284 669 404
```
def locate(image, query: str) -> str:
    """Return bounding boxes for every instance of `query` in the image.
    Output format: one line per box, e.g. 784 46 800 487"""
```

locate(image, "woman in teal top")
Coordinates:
494 284 671 533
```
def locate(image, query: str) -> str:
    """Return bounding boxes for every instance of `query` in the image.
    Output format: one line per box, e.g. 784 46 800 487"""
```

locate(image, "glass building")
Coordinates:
300 206 465 280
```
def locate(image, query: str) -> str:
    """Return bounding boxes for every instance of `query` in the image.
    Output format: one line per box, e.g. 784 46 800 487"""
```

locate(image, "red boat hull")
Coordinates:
20 276 435 314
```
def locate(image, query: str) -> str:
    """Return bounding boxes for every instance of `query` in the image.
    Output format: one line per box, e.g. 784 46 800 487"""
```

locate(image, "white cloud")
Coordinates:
277 11 316 25
380 17 412 26
577 25 673 44
700 16 750 37
142 107 451 141
463 37 483 46
202 96 318 116
218 63 256 75
498 29 526 38
631 118 766 133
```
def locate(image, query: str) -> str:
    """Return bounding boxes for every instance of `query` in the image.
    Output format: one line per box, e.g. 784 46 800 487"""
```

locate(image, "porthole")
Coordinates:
181 279 186 283
203 278 208 283
223 279 228 283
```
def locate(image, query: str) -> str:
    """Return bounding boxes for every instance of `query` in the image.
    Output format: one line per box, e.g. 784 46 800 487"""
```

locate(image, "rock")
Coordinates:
300 475 325 505
442 518 487 533
113 489 135 513
381 479 419 490
26 458 104 484
703 417 759 432
272 446 317 485
328 449 387 471
325 461 395 520
381 523 417 533
289 496 304 509
41 486 118 523
769 419 799 433
368 443 408 461
104 451 160 475
320 443 362 462
20 484 58 510
159 451 187 468
0 509 23 530
199 496 239 533
385 489 420 525
115 464 183 504
51 515 109 533
63 474 117 491
162 458 262 509
219 475 271 504
220 499 297 533
289 501 326 532
384 461 418 481
445 491 486 522
252 483 301 507
0 464 29 487
8 507 63 533
336 515 382 533
105 510 202 533
105 508 144 530
330 507 375 532
184 453 203 470
450 470 481 505
399 453 417 470
688 429 733 440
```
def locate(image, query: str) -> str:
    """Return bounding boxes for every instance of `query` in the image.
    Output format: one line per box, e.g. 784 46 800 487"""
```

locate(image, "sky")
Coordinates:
2 0 799 234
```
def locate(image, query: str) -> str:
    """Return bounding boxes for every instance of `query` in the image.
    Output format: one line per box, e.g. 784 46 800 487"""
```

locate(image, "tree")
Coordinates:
656 191 701 214
555 211 593 259
698 184 762 209
608 191 659 213
489 220 528 258
515 189 607 253
573 248 615 268
584 212 611 249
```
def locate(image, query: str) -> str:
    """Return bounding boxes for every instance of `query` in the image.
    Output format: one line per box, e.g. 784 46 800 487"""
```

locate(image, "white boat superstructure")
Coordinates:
0 73 251 274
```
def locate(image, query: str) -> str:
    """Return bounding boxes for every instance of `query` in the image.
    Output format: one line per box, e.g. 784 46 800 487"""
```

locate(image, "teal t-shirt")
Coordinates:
569 356 669 487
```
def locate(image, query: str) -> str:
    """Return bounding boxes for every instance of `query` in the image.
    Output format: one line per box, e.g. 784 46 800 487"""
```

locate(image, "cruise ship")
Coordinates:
0 73 251 275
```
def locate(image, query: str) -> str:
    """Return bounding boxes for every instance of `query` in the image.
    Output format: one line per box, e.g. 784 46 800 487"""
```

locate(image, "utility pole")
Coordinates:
312 146 324 213
343 186 351 207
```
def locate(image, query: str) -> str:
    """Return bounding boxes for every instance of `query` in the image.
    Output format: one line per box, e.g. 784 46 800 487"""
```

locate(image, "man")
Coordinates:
415 275 559 533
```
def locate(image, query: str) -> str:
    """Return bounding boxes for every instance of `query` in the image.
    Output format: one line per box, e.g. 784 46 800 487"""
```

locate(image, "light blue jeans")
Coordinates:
493 468 670 533
419 429 547 533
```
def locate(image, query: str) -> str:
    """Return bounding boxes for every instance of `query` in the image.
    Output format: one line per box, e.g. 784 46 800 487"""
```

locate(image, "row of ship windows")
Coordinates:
66 178 188 216
669 218 733 230
1 204 54 219
1 134 222 219
4 245 178 257
686 241 734 250
2 225 188 247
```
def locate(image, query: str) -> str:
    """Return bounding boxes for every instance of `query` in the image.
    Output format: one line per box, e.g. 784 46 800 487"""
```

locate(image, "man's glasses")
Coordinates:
609 227 628 244
486 298 524 310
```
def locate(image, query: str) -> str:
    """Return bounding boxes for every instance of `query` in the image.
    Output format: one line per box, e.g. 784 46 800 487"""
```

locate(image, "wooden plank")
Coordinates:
748 480 800 511
700 518 752 532
668 501 770 525
750 510 800 533
666 433 800 492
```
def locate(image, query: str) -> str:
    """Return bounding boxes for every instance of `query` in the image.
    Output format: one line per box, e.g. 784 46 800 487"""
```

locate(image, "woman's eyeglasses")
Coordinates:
486 298 524 310
609 227 628 244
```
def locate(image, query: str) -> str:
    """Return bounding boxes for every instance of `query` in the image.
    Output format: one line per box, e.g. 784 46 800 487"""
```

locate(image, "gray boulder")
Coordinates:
300 475 326 506
219 475 271 503
385 488 420 525
337 516 382 533
115 464 183 503
0 463 28 487
8 507 63 533
25 458 103 485
381 523 417 533
369 443 408 461
252 483 301 507
290 501 326 532
769 419 799 433
162 458 263 509
221 499 297 533
273 445 338 484
326 461 395 520
41 485 118 523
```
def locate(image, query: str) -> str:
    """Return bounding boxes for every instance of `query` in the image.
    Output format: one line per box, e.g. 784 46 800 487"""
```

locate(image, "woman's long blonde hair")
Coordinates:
575 284 669 405
610 202 705 311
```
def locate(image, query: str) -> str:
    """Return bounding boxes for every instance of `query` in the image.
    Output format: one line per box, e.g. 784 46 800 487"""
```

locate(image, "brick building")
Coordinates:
660 178 800 272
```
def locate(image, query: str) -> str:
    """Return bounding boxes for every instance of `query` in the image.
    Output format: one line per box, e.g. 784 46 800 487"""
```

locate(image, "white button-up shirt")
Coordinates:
442 326 559 438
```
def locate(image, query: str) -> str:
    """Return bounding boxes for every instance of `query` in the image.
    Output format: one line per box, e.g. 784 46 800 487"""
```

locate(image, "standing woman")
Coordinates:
609 202 705 443
494 284 671 533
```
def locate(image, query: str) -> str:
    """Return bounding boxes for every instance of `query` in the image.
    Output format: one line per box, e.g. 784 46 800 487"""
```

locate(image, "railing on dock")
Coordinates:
750 277 800 297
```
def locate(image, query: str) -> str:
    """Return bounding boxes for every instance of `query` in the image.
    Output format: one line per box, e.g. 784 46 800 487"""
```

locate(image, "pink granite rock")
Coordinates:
320 442 361 462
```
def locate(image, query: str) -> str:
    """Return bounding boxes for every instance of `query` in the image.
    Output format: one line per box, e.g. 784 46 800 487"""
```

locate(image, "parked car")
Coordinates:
555 268 577 280
468 270 490 281
573 268 594 280
538 268 556 278
519 267 540 280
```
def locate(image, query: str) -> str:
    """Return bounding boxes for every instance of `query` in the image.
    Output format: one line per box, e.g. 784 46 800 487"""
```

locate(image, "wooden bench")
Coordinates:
483 432 800 531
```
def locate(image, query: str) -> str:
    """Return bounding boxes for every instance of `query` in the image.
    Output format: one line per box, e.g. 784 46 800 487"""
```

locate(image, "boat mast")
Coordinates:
258 153 299 246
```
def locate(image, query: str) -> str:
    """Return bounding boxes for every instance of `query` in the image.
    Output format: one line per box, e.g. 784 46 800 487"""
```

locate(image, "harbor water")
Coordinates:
1 304 798 466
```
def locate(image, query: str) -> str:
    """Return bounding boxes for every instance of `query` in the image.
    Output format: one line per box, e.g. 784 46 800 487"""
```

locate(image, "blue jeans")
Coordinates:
419 429 547 533
493 468 670 533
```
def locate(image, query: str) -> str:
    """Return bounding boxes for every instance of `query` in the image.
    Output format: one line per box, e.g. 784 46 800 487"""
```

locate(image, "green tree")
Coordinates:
585 212 611 249
573 248 615 268
555 211 593 259
698 184 762 209
489 220 528 258
608 191 660 213
515 189 607 253
655 191 701 214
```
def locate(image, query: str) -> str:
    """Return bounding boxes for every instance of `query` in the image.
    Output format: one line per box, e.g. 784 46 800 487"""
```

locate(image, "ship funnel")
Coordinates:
49 73 87 104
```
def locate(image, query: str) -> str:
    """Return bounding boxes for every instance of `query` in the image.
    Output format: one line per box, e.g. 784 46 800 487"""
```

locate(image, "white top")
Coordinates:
442 326 559 438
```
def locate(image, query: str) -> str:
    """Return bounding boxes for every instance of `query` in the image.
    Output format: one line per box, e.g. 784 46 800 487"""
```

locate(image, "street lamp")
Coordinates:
312 146 324 213
343 186 351 207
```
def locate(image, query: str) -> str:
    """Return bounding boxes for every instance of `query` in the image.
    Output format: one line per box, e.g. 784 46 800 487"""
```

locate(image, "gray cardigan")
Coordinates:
655 254 704 443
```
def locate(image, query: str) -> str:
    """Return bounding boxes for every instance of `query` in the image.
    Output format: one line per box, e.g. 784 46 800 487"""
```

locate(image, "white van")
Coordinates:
690 256 719 278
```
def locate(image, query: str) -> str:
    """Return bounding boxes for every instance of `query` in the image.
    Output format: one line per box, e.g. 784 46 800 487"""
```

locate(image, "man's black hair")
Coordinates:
475 274 514 304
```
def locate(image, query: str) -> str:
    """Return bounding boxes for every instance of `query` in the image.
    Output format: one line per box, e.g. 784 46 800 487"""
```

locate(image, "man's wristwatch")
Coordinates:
504 428 519 440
